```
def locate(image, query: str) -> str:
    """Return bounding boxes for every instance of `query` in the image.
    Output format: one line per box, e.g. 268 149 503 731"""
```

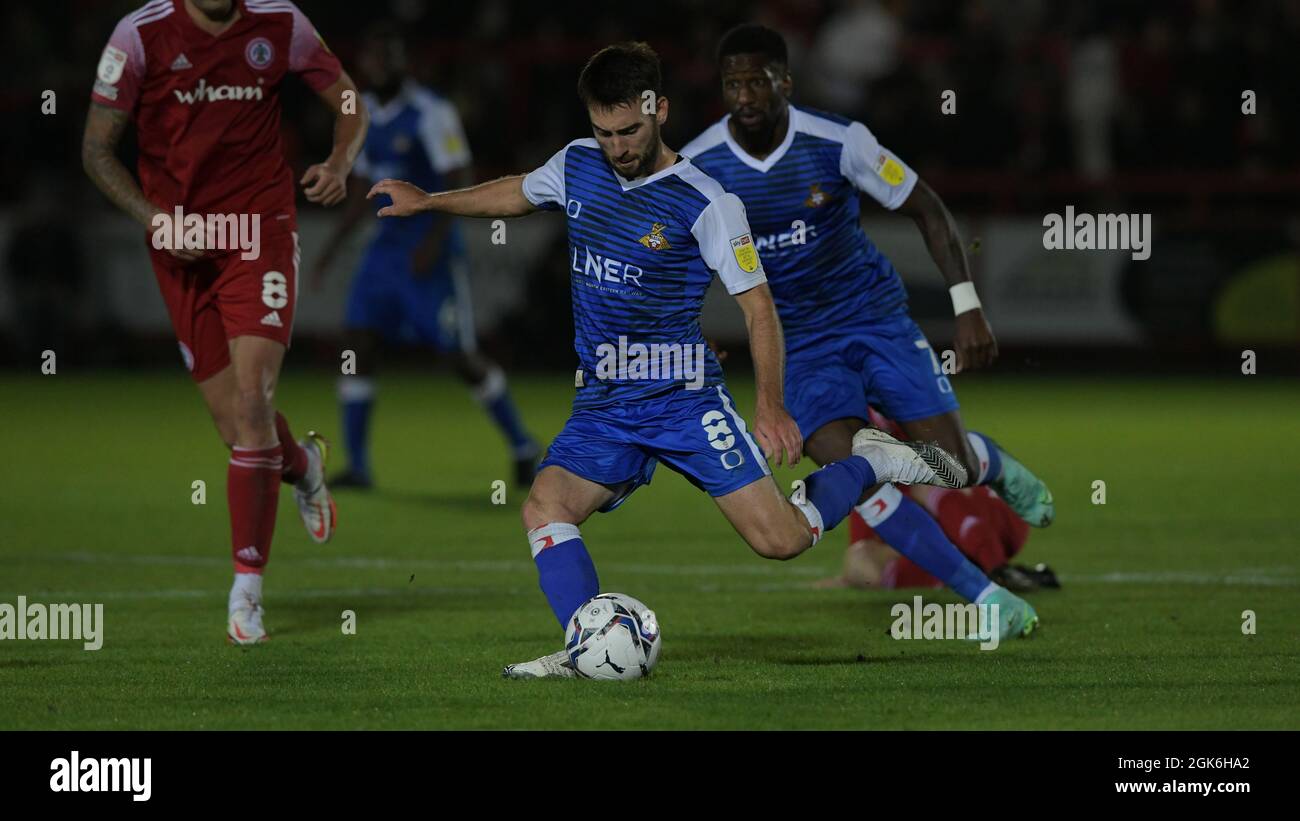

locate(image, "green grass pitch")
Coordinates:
1 371 1297 729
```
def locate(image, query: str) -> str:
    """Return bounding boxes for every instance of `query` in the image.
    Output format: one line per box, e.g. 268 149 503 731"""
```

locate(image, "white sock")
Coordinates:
853 483 904 527
966 432 992 484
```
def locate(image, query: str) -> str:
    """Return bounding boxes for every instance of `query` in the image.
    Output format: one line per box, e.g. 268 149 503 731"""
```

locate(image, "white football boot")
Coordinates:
852 428 969 488
227 585 268 645
502 649 577 679
293 432 337 544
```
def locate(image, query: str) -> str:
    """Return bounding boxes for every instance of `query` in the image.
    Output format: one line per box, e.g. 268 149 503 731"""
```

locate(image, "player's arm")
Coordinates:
696 190 801 466
367 174 537 219
841 121 995 371
896 178 996 371
81 103 201 262
733 283 802 466
301 72 369 207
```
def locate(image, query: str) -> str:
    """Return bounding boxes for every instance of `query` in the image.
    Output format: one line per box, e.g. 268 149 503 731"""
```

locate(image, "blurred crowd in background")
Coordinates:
4 0 1299 206
1 0 1297 370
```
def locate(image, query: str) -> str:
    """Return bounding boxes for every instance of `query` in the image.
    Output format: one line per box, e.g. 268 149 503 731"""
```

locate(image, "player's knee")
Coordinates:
745 526 805 561
231 385 273 430
521 491 570 532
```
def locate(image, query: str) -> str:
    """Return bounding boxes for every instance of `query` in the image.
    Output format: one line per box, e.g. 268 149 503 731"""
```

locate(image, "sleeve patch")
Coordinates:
875 153 906 186
98 45 127 85
730 234 759 273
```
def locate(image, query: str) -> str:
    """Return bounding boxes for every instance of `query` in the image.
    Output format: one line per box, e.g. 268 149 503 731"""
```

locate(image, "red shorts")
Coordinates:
149 229 300 382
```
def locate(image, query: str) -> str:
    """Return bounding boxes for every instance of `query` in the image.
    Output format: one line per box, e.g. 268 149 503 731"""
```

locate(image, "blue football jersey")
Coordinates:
354 80 471 259
522 139 766 409
683 106 919 355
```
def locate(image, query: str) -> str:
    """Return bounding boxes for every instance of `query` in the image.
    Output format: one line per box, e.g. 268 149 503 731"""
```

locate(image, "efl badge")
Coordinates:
874 152 906 186
245 37 274 70
638 222 671 251
98 45 127 85
730 234 759 273
804 182 828 207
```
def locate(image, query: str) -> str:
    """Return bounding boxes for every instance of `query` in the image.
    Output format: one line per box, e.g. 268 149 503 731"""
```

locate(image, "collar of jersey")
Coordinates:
614 154 691 191
367 79 422 127
720 106 799 173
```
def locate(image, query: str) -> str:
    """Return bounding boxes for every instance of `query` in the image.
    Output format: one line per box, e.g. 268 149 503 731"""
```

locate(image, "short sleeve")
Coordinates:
521 144 569 210
90 15 146 112
417 99 472 174
691 192 767 294
287 2 342 92
839 121 917 210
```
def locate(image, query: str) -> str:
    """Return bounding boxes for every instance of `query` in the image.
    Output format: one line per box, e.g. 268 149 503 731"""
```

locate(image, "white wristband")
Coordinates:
949 282 982 316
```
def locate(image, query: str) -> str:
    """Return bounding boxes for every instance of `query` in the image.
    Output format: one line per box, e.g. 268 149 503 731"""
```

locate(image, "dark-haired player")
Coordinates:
369 42 983 678
310 22 539 489
83 0 368 643
683 23 1051 630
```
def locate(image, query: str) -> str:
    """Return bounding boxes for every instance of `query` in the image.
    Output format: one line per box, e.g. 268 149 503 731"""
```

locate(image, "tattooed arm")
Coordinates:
82 102 198 261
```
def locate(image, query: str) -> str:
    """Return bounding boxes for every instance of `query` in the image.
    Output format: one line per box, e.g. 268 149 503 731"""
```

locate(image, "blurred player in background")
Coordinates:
82 0 367 644
684 23 1053 625
310 22 539 489
368 42 985 678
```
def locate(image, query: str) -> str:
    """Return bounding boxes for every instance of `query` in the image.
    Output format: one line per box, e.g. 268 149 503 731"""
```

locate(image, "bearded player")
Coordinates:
367 43 1014 679
683 24 1051 631
82 0 368 644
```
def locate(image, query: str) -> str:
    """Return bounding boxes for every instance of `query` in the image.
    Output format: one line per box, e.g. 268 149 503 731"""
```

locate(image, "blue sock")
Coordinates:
338 377 375 479
474 367 536 457
797 455 878 535
530 523 599 628
859 487 992 601
967 431 1004 485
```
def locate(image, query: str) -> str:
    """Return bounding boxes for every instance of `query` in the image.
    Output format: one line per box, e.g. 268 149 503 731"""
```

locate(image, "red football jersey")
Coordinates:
90 0 342 232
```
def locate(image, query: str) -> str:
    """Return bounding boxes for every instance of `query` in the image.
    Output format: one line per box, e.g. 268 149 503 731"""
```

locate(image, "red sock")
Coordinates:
228 444 282 574
934 491 1007 573
275 412 308 485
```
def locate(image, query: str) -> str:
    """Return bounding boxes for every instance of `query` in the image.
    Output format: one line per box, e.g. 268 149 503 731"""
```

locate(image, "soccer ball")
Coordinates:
565 593 661 680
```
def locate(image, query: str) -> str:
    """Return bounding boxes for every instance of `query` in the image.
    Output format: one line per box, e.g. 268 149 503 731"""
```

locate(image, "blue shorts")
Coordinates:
345 245 475 353
539 384 772 512
785 314 959 439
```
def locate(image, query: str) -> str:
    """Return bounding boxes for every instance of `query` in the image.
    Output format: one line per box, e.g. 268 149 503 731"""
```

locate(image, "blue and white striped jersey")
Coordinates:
523 139 766 409
354 80 471 257
683 106 918 356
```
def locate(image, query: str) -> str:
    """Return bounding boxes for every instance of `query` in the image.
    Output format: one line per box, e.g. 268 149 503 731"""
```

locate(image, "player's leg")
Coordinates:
520 466 615 629
334 253 400 488
804 413 997 602
214 333 286 644
419 261 539 486
854 319 1038 635
504 408 647 679
867 315 1053 526
900 409 1054 528
713 427 966 562
448 349 540 486
334 327 383 488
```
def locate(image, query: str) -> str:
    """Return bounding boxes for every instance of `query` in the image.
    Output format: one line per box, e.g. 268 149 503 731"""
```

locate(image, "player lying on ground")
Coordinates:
83 0 367 644
682 23 1052 624
369 42 991 678
310 22 539 489
829 483 1059 591
820 410 1057 591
